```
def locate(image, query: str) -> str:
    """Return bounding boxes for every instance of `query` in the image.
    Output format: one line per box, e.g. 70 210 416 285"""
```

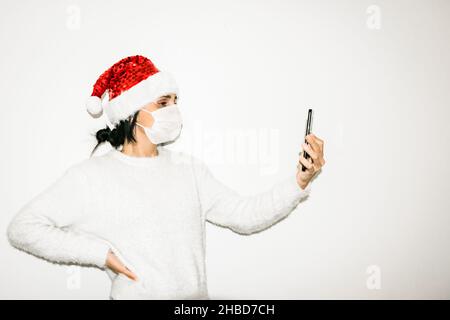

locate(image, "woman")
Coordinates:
6 55 326 300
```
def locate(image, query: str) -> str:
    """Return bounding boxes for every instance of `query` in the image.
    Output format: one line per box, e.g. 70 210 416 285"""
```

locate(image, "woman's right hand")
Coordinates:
105 249 138 281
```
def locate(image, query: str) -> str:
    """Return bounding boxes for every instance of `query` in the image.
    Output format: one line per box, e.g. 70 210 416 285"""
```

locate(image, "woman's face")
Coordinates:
137 93 178 128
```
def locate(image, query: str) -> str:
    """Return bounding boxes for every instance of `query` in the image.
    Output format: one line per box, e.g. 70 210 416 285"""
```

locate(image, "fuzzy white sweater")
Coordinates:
7 145 312 300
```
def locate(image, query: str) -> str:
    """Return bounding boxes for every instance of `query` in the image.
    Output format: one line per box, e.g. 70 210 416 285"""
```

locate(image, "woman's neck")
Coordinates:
121 141 159 158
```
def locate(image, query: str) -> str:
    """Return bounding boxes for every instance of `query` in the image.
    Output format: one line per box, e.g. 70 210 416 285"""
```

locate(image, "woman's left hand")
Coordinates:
296 133 326 189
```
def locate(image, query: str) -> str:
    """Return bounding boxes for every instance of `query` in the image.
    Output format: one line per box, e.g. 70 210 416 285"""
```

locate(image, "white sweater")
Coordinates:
7 145 312 300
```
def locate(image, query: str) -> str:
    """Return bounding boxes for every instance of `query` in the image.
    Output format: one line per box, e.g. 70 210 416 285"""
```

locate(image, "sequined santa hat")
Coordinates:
86 55 179 129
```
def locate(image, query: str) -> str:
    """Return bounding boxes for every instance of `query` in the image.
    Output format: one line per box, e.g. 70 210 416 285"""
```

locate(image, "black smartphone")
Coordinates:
301 108 313 172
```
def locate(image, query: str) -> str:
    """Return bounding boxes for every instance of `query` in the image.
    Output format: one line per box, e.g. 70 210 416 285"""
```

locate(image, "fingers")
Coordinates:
122 267 138 281
307 133 324 147
307 134 324 157
305 134 322 155
309 133 324 145
114 259 137 281
305 133 326 167
107 252 139 281
116 263 138 281
302 142 318 161
298 153 314 171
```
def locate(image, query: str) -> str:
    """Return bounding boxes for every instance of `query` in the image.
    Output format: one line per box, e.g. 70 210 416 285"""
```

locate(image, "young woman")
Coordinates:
6 55 326 300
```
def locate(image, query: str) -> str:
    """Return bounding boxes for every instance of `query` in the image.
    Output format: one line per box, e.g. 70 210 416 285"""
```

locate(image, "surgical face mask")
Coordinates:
135 104 183 145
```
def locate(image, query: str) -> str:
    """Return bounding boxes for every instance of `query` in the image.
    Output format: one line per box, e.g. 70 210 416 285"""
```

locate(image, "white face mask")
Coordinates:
135 104 183 145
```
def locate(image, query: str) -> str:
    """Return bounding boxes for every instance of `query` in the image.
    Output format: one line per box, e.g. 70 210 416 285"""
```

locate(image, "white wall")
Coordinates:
0 0 449 299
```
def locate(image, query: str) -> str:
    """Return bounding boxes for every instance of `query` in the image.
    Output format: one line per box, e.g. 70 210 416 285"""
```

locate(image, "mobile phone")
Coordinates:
301 108 313 172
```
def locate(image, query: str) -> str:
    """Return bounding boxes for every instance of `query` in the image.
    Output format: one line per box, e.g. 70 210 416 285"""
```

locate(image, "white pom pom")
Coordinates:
86 96 103 116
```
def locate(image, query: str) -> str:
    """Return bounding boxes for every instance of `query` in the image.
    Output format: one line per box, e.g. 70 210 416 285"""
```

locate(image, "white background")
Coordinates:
0 0 449 299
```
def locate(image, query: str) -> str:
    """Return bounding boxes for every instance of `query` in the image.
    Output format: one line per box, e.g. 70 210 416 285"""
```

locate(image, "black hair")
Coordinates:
90 111 140 157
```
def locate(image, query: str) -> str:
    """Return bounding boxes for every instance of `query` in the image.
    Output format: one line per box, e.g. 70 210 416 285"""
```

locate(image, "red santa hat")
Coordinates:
86 55 179 129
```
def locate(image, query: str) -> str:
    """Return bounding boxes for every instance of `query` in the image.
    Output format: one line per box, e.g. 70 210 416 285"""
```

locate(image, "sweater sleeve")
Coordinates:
192 157 313 235
6 165 111 269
